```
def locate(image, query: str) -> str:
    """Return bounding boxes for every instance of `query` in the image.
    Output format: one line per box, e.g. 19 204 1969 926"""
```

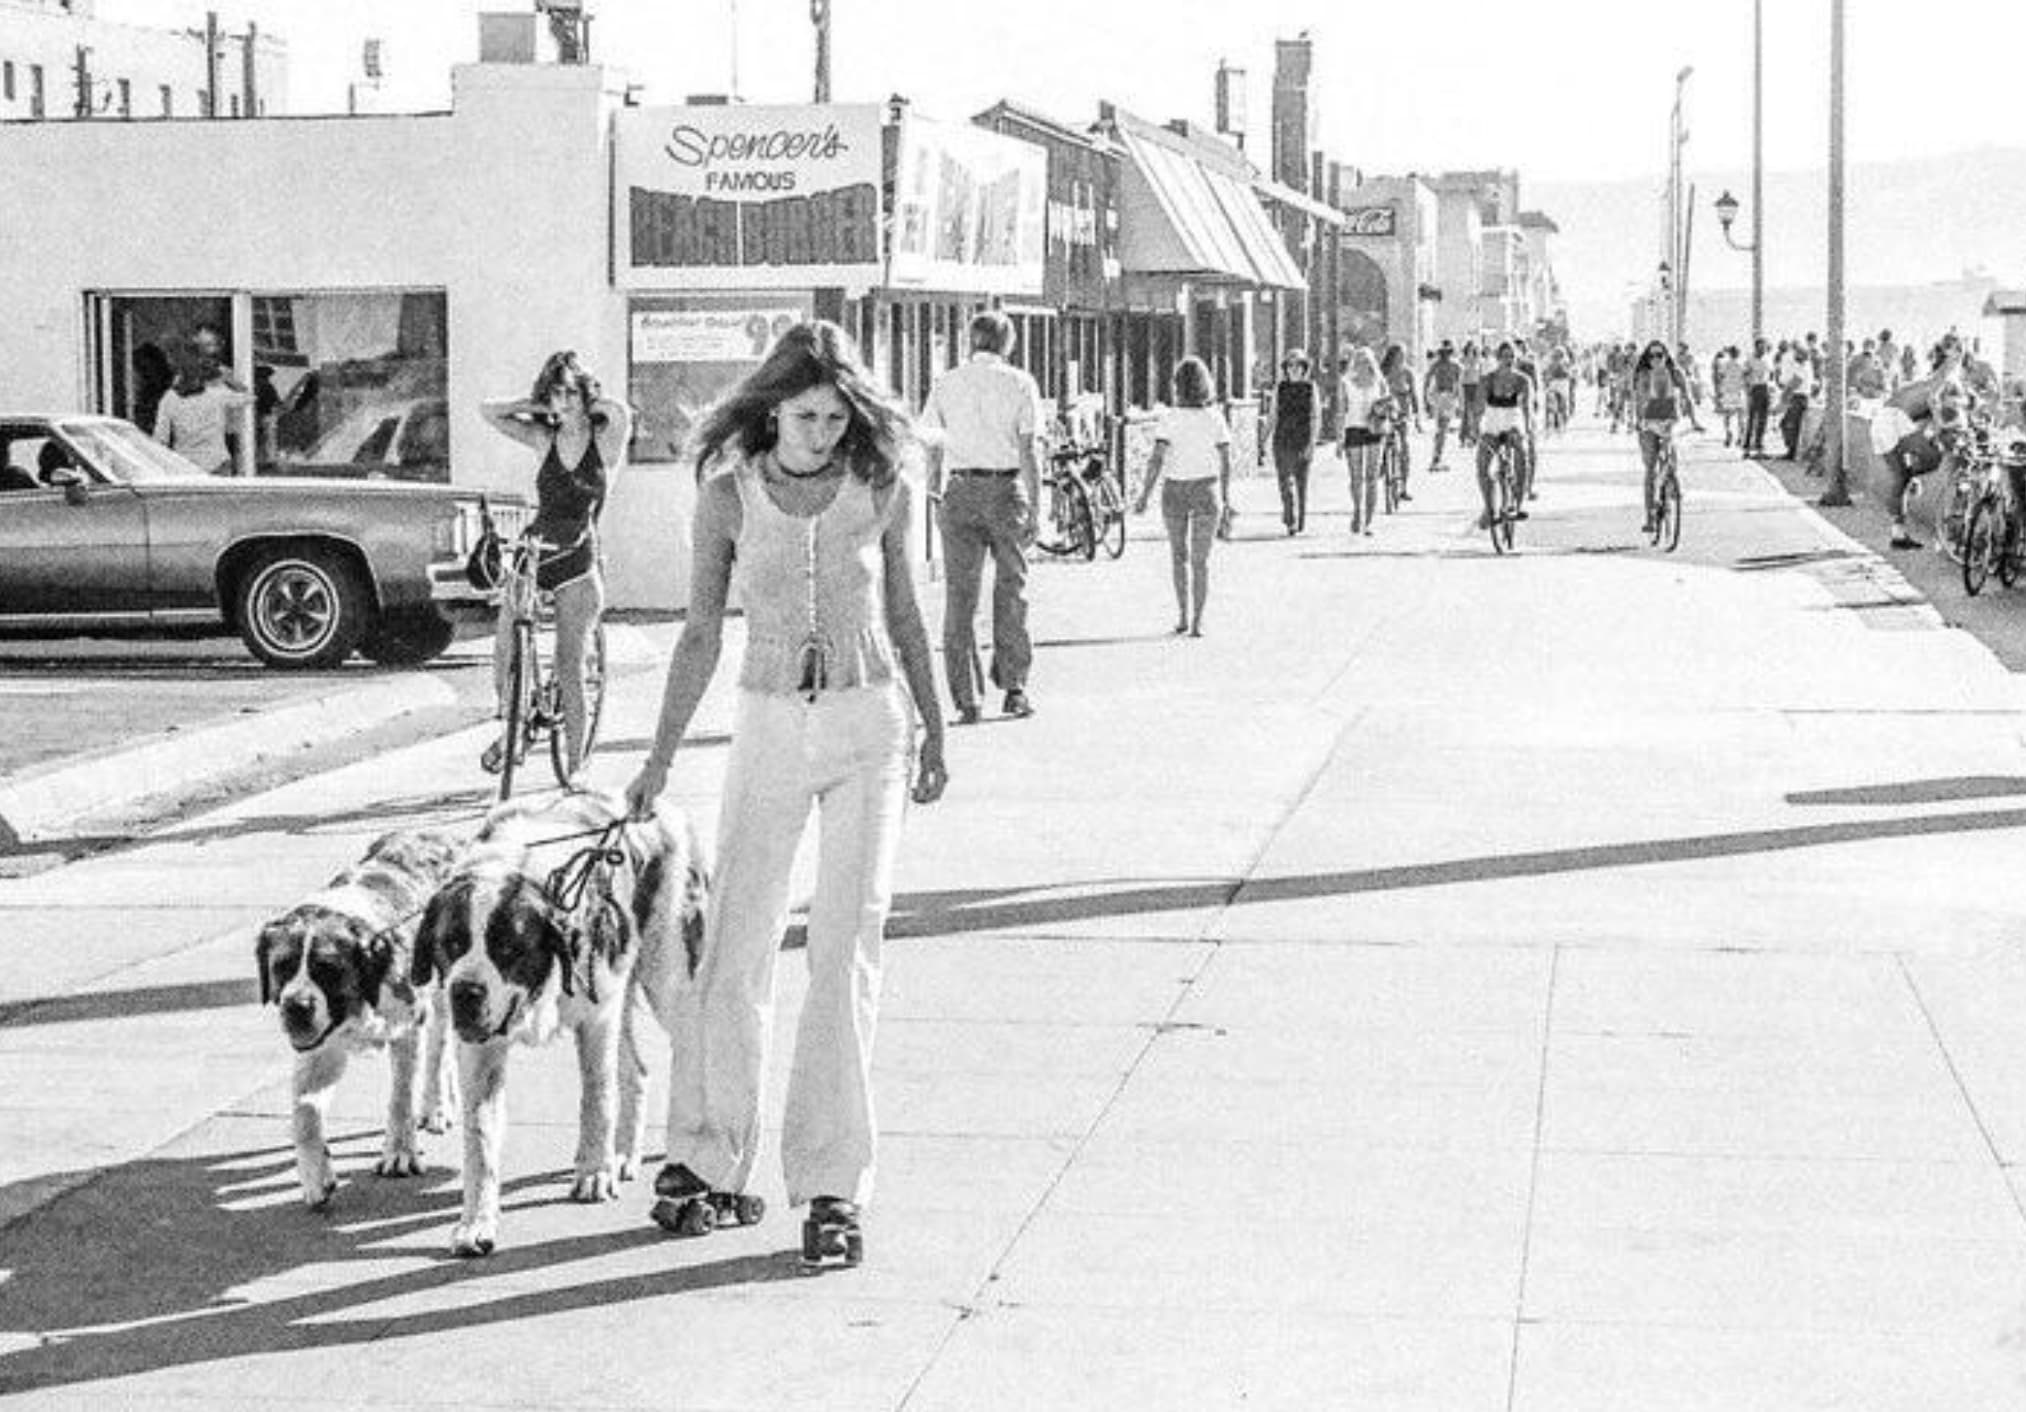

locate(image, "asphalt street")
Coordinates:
3 417 2026 1409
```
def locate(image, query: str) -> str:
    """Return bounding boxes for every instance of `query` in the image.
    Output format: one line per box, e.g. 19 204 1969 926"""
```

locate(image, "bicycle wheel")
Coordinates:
1090 463 1127 559
1380 439 1400 515
1063 476 1096 561
549 620 608 787
1657 469 1682 552
2000 509 2023 588
1490 451 1515 555
1963 495 1998 596
1034 478 1076 556
498 619 536 803
1939 477 1973 564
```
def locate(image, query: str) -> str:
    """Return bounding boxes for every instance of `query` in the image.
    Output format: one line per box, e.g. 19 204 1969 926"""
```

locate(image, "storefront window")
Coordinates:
255 291 449 482
626 294 812 466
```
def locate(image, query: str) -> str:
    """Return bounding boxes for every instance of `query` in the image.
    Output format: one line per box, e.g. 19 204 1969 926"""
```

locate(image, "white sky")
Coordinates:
94 0 2026 327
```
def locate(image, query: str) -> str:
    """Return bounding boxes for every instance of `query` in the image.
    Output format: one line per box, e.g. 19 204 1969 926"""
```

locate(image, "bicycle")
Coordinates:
490 527 608 801
1485 432 1521 554
1961 443 2026 596
1648 428 1683 552
1033 454 1097 561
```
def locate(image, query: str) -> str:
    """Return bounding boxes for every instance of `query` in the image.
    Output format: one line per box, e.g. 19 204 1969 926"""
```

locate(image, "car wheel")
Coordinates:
359 607 457 667
236 544 370 669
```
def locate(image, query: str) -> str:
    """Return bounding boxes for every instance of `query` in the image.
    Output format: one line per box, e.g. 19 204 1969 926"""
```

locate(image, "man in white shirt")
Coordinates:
153 324 252 475
919 311 1044 723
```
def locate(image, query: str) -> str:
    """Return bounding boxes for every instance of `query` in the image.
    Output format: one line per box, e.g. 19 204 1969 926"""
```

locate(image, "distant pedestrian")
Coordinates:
1713 347 1746 447
1777 345 1810 460
1424 342 1463 470
920 310 1043 723
1379 342 1420 501
1741 337 1772 455
1459 340 1485 446
1135 356 1232 637
1340 345 1387 536
1264 349 1319 534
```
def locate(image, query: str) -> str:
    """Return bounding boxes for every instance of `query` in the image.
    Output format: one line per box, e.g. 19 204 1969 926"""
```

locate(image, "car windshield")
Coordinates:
60 419 210 484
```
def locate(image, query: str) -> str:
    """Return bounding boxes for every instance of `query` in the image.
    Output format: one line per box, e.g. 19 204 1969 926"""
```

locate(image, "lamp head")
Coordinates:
1714 189 1740 231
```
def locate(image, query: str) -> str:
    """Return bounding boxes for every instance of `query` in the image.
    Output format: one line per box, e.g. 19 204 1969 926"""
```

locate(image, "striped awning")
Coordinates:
1115 130 1304 291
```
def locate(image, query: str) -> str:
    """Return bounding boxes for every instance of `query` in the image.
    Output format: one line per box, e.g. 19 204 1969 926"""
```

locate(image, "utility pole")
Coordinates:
241 20 258 118
71 44 91 118
812 0 832 103
1751 0 1765 347
204 9 220 118
1819 0 1851 506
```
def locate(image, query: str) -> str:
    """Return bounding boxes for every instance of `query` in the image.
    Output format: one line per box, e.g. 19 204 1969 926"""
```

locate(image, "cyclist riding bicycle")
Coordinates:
1630 340 1705 535
1475 342 1535 530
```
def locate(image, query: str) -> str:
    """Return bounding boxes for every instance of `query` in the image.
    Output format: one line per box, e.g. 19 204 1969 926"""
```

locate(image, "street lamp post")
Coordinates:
1714 189 1759 346
1819 0 1851 507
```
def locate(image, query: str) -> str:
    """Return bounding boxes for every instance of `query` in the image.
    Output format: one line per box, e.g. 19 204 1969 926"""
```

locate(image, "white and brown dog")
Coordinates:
412 790 706 1257
256 830 464 1209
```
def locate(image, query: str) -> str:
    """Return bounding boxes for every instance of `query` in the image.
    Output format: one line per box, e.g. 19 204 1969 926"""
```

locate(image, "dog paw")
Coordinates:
615 1150 642 1183
375 1149 425 1180
417 1106 456 1136
302 1176 340 1211
450 1218 497 1258
570 1167 620 1203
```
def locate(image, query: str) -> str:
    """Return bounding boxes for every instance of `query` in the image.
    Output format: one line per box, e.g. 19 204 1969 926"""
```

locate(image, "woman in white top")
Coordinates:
1134 356 1232 637
1339 345 1387 536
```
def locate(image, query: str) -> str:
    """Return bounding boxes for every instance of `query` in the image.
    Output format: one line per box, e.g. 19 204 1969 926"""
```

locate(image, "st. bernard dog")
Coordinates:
255 830 463 1209
413 790 706 1257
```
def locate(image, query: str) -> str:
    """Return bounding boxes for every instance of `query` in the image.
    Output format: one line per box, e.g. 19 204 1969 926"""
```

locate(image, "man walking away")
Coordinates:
921 311 1043 723
1265 350 1319 534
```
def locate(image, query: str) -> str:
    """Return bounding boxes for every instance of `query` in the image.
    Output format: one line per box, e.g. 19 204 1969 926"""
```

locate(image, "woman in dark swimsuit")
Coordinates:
478 350 632 779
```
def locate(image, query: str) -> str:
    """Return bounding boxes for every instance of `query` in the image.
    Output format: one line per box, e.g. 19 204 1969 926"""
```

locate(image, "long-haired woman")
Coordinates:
623 320 947 1265
1630 340 1704 533
477 350 631 779
1339 345 1386 536
1134 356 1231 636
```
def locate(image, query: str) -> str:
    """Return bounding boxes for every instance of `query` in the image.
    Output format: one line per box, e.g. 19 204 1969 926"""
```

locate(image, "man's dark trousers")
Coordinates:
1743 384 1771 453
940 473 1031 712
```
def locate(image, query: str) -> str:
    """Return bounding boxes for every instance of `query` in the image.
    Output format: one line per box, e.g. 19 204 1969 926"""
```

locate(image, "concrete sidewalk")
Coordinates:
4 419 2026 1409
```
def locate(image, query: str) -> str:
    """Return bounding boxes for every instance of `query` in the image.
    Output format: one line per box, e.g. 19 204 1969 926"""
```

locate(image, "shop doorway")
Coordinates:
93 294 233 445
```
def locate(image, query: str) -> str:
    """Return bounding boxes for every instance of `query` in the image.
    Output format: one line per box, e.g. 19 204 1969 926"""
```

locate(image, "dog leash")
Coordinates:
540 821 631 913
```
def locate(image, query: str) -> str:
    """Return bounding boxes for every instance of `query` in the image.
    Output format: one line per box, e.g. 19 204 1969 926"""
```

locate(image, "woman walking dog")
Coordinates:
623 320 947 1267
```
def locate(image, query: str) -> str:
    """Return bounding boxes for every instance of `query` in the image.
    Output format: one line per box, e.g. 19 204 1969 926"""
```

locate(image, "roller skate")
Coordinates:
800 1196 863 1269
648 1163 766 1237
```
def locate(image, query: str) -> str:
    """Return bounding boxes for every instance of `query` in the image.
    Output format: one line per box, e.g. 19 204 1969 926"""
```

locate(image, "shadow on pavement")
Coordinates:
0 789 495 863
1786 775 2026 807
0 1136 799 1395
881 797 2026 938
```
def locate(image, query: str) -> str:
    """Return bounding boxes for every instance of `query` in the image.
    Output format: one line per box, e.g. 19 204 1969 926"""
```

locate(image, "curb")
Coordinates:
0 674 460 844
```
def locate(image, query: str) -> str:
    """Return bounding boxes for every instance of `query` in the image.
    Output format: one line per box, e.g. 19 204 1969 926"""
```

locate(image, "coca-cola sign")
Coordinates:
1344 205 1397 238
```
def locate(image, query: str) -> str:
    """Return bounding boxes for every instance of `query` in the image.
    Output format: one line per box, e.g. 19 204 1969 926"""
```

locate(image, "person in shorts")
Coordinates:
1424 342 1464 471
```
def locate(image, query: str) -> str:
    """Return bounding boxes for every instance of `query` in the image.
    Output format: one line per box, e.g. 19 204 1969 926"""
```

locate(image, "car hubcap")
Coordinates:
258 565 334 653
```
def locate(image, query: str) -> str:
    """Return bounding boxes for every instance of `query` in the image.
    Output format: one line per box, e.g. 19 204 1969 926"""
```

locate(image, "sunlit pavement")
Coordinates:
4 416 2026 1408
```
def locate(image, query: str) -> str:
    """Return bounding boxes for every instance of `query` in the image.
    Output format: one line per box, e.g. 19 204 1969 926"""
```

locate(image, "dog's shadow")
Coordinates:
0 1133 802 1394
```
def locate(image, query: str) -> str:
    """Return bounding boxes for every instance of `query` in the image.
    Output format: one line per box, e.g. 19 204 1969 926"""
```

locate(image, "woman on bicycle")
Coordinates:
1378 342 1420 503
1135 355 1231 636
622 320 946 1266
1630 341 1704 535
1339 345 1386 537
477 350 631 780
1474 342 1535 531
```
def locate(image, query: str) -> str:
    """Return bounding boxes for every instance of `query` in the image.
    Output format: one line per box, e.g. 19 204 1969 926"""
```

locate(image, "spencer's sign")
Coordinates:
615 104 886 289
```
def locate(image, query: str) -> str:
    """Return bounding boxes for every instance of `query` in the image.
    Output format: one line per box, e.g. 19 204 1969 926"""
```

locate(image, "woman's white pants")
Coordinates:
664 683 910 1208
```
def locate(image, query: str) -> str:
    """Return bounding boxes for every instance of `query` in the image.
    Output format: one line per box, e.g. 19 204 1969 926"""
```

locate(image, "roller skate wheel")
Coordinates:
650 1196 717 1237
801 1219 823 1265
732 1194 767 1226
843 1231 864 1266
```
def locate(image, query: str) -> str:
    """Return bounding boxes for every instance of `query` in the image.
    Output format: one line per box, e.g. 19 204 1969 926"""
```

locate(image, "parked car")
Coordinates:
0 414 526 669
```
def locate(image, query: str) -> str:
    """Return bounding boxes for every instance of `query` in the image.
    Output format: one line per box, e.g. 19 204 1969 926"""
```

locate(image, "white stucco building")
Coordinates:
0 0 286 120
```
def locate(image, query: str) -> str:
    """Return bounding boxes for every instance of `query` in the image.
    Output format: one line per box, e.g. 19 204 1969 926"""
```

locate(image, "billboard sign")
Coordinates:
888 113 1046 296
616 103 885 290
